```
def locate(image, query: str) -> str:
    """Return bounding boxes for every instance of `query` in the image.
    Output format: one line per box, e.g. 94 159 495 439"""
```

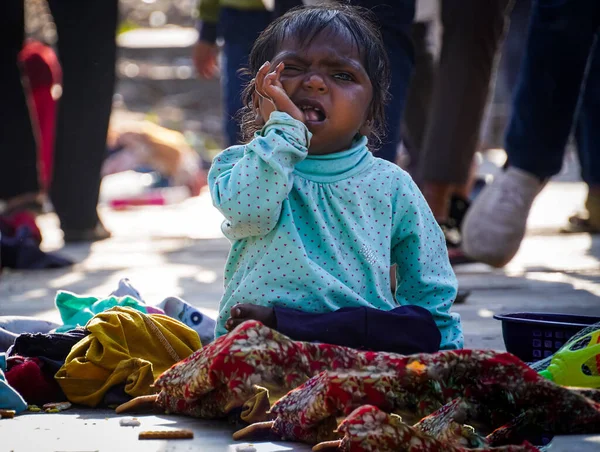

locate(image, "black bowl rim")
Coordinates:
493 312 600 329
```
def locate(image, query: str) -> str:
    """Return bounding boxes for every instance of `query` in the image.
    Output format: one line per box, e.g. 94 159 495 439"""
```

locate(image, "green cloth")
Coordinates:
196 0 265 24
55 291 147 333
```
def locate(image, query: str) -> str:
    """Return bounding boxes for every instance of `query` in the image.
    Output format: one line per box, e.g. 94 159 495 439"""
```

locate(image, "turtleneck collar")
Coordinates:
293 136 373 183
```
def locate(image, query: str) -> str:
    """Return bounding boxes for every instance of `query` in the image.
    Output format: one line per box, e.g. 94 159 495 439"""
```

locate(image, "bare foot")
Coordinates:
225 304 276 331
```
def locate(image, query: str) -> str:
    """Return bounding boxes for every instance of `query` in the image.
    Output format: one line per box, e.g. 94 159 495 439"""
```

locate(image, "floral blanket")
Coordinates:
154 321 600 451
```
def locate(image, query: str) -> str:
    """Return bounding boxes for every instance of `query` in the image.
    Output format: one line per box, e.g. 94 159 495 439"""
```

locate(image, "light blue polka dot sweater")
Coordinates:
209 112 463 349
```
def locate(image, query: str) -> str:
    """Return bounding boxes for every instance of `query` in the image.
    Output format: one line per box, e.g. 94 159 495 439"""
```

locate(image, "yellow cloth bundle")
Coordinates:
55 306 201 407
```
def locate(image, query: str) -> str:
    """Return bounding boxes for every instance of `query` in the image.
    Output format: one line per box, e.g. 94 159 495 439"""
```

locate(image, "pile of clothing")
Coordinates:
0 279 214 414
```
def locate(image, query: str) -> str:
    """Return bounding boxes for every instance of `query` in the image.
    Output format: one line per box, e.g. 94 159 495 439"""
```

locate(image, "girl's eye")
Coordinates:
282 65 302 73
333 73 354 82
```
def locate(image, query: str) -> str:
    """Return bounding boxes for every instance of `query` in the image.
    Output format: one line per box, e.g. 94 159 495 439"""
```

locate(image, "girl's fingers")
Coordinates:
263 71 279 90
275 62 284 78
266 63 284 91
255 61 271 98
256 61 304 122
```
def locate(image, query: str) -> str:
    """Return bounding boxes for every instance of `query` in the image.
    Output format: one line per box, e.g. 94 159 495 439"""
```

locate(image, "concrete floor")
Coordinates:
0 409 313 452
1 408 598 451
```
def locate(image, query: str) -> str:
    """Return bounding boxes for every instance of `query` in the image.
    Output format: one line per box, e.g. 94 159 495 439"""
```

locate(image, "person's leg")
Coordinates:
219 8 272 147
418 0 512 222
0 1 39 205
46 0 118 237
571 36 600 232
499 0 533 112
504 2 599 179
462 1 600 266
352 0 416 163
400 21 435 176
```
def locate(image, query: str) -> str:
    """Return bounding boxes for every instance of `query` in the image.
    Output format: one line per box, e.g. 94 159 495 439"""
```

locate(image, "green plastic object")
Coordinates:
538 329 600 388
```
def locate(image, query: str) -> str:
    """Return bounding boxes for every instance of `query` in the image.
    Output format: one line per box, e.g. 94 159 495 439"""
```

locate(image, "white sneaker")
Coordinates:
462 167 545 267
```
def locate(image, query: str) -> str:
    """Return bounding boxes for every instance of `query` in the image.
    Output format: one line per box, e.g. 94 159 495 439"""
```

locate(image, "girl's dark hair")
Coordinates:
239 3 391 147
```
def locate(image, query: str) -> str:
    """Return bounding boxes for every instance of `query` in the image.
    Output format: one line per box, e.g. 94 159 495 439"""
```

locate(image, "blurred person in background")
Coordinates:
0 0 118 242
401 0 513 265
462 0 600 267
351 0 416 163
192 0 272 147
491 0 600 236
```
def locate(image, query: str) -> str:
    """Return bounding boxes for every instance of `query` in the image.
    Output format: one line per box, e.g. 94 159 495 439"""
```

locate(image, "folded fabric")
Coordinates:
54 292 148 332
55 306 201 407
8 329 88 362
0 353 27 413
335 405 538 452
240 386 273 424
6 355 65 405
154 321 600 450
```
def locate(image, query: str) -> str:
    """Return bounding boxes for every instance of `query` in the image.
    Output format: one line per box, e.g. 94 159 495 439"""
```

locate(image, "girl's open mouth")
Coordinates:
300 105 326 122
295 98 327 123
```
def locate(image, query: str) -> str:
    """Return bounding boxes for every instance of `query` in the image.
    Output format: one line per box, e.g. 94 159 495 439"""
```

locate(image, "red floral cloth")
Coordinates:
154 321 600 450
336 405 539 452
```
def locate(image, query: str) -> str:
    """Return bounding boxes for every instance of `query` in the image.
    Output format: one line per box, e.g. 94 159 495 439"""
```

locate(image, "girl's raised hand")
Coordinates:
255 61 305 123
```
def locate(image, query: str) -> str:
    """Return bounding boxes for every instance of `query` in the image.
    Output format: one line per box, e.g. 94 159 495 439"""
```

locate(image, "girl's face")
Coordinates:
256 31 374 155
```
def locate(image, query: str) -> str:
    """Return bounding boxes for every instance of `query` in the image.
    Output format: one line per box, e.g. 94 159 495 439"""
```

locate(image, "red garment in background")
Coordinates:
19 40 62 191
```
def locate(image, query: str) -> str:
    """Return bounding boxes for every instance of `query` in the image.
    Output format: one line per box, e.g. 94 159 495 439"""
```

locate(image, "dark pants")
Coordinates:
0 0 118 231
506 0 600 185
353 0 416 163
403 0 512 185
219 7 272 147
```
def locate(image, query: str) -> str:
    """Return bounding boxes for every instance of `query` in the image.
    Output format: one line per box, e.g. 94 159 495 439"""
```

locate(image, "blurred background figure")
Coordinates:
192 0 272 147
351 0 416 163
0 0 119 242
462 0 600 267
400 0 513 265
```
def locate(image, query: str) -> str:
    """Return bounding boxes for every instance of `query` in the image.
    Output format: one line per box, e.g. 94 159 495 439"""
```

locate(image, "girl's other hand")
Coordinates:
255 61 305 123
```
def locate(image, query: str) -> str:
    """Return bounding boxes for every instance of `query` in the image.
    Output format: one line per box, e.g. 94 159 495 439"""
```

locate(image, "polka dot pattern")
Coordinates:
208 112 463 348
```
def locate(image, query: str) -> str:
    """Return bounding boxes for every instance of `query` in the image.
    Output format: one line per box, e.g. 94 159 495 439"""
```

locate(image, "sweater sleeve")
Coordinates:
274 305 441 354
208 112 310 240
390 176 463 350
